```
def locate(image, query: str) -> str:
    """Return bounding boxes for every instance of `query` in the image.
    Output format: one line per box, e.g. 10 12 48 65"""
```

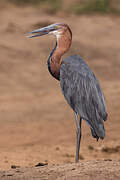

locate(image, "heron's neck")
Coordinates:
48 30 72 80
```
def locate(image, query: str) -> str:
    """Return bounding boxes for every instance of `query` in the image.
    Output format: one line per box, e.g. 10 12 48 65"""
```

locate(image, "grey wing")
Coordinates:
60 55 107 139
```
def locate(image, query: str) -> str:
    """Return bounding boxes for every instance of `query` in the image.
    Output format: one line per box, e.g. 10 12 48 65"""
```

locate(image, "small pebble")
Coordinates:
35 162 48 167
11 165 20 169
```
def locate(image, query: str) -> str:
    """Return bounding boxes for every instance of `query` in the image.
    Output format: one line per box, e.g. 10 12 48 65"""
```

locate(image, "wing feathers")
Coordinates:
60 55 107 139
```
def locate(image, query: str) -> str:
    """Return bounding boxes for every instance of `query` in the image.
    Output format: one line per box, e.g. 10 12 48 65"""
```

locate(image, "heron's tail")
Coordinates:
91 123 105 141
83 116 106 141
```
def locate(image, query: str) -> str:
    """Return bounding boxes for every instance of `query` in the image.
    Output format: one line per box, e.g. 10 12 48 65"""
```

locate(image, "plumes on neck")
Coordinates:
48 25 72 80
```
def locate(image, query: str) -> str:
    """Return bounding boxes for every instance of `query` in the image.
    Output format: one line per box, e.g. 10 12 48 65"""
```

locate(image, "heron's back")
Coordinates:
60 55 107 140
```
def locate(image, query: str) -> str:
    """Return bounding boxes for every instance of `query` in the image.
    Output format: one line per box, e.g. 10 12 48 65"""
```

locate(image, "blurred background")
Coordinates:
0 0 120 169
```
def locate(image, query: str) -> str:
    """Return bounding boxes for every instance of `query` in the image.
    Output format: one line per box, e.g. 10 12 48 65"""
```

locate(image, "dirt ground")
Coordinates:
0 5 120 179
0 160 120 180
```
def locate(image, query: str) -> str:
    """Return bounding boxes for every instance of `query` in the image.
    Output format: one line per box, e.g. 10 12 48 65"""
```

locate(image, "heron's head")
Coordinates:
27 23 72 40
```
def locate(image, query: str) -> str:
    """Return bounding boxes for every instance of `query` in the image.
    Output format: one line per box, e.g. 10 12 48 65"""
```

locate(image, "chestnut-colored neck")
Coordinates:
47 27 72 80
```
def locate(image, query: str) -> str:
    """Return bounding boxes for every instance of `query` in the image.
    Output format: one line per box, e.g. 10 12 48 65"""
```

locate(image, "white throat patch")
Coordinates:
50 30 62 40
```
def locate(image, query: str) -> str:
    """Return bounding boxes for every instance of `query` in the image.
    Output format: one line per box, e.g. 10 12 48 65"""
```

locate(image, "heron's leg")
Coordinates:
74 113 82 163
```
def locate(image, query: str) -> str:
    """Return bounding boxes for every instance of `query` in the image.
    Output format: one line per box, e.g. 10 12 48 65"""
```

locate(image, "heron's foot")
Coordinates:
75 158 79 163
75 154 79 163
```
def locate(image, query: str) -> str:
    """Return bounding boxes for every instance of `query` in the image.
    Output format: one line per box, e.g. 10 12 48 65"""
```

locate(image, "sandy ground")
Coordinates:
0 160 120 180
0 5 120 179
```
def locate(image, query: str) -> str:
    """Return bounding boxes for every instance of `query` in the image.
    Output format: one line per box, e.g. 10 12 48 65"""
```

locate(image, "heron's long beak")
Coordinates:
27 24 58 38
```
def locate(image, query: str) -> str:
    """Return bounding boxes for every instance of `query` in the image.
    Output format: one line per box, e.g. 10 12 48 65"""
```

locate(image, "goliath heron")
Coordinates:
27 23 108 163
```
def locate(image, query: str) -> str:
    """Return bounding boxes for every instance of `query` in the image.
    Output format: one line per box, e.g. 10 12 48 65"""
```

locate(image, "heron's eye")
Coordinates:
55 25 59 29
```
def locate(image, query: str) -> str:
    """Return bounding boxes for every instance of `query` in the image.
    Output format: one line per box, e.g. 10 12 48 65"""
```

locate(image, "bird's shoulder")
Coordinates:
60 55 103 97
60 54 95 80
